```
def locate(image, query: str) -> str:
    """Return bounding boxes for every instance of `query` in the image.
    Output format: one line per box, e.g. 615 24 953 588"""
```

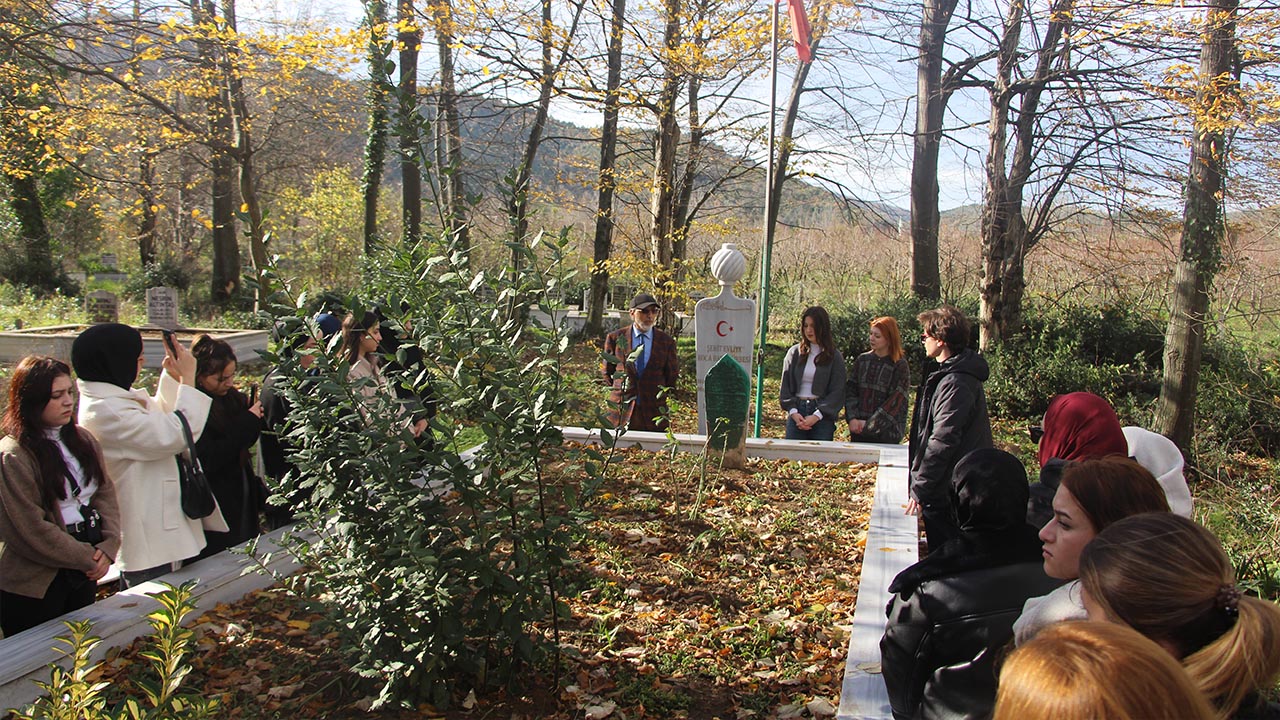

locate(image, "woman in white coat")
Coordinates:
72 324 226 588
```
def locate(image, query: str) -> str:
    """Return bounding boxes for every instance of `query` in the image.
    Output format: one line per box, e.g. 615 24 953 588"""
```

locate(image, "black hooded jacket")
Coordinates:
881 449 1063 720
907 349 993 507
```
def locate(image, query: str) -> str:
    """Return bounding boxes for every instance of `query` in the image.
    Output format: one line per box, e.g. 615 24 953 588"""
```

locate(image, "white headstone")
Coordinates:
146 286 180 329
86 290 119 324
695 243 757 435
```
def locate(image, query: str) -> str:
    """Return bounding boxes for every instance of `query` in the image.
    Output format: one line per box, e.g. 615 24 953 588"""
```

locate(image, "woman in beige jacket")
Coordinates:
0 356 121 636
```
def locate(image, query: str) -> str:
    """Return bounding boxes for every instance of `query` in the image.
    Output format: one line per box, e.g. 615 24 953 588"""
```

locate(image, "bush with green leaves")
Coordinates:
827 294 980 384
979 301 1164 421
8 582 217 720
262 231 609 709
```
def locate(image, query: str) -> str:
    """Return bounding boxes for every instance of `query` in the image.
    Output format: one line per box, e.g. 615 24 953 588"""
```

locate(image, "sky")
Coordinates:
234 0 987 211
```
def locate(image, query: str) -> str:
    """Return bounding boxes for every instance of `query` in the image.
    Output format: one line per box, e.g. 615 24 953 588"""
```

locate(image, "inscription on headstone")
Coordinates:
146 286 180 329
86 290 119 324
695 243 756 435
100 253 118 270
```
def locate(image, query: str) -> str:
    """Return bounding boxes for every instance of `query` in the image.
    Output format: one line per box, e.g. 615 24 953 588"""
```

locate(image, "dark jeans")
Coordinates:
121 563 175 590
0 568 96 637
785 399 836 441
920 502 961 552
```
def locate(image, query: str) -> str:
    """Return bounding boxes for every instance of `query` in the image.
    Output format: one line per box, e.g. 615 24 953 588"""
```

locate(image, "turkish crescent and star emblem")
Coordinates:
716 321 732 337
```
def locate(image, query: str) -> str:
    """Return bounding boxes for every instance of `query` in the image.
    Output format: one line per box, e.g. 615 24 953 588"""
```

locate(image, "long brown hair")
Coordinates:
1080 513 1280 720
339 311 380 365
1 355 106 513
993 621 1214 720
1059 456 1170 532
799 306 836 366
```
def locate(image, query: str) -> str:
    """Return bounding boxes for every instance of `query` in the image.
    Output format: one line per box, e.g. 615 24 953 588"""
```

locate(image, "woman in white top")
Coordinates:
0 356 121 635
779 306 847 441
72 323 226 588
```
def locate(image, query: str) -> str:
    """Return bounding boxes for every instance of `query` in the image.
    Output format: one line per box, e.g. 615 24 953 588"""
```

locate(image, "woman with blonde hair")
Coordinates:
993 621 1215 720
1079 513 1280 719
845 316 910 443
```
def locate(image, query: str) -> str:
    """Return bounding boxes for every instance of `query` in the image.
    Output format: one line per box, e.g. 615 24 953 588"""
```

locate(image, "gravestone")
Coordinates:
704 354 750 468
86 290 119 324
100 253 118 269
146 286 180 329
695 243 756 435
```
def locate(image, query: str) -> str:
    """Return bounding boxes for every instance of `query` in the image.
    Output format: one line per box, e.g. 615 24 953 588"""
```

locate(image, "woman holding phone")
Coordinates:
0 356 121 636
189 335 266 558
73 324 226 588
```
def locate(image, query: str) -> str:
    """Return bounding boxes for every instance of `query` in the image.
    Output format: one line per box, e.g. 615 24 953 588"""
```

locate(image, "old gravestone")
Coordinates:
85 290 119 324
704 354 750 468
146 286 180 329
695 243 756 436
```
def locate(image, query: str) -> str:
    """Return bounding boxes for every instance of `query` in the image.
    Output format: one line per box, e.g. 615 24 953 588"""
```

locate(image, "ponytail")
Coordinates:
1183 597 1280 720
1080 512 1280 720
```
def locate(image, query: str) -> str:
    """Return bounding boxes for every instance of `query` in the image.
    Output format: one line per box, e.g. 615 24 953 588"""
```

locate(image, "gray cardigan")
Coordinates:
779 343 848 420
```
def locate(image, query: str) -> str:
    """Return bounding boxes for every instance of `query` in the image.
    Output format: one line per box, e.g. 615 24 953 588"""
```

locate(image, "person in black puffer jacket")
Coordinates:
907 305 993 549
881 448 1062 720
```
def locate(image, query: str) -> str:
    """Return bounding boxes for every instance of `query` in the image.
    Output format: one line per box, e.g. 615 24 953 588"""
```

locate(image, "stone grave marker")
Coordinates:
146 286 180 329
86 290 119 324
704 354 750 468
695 243 756 434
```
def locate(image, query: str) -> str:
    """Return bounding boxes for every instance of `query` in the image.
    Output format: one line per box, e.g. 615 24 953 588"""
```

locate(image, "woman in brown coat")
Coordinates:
0 355 121 636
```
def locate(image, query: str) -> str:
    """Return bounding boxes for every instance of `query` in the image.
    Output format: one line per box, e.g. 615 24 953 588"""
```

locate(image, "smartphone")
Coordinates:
249 384 259 405
161 329 178 356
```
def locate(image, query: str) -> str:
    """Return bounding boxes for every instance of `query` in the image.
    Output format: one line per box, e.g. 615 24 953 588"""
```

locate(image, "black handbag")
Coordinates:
175 410 216 520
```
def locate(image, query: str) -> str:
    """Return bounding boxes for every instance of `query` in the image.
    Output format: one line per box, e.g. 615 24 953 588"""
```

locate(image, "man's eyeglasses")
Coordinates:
635 307 660 315
1029 425 1044 443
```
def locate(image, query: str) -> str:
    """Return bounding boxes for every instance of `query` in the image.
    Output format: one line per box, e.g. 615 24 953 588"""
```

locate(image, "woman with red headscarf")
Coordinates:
1026 392 1129 528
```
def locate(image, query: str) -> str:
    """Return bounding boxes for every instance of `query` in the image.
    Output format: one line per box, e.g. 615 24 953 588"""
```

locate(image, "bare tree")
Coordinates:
1155 0 1238 448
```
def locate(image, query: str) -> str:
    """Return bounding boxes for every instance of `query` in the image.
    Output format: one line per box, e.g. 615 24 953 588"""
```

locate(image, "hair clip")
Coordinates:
1216 584 1241 618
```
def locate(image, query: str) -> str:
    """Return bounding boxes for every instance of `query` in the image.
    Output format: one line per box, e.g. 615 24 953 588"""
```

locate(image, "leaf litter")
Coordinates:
92 448 876 719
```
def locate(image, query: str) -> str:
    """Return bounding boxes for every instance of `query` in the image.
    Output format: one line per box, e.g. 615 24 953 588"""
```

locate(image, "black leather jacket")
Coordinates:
881 558 1062 719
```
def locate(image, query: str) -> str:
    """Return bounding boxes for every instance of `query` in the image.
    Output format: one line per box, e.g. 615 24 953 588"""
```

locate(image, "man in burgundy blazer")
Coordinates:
602 293 680 432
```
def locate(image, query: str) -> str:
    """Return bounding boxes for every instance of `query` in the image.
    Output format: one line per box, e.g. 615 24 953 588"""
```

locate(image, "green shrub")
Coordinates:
1193 340 1280 455
263 231 609 709
8 582 217 720
827 294 979 385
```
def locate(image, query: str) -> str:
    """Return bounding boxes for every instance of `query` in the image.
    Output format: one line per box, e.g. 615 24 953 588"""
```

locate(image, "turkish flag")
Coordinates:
787 0 812 63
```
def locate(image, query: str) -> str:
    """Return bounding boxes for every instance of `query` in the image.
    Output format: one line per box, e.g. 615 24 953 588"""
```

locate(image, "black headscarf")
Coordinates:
72 323 144 390
890 448 1045 594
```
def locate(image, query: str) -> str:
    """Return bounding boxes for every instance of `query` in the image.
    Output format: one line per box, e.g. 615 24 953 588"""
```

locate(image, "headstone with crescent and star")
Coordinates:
694 243 756 436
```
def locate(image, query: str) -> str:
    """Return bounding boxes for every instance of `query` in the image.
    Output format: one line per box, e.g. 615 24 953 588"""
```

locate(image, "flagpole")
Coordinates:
752 0 779 438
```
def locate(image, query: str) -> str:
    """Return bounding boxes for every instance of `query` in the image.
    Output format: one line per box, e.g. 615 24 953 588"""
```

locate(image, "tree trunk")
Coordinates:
909 0 959 301
398 0 422 245
671 74 702 284
361 0 391 253
4 172 57 291
977 0 1072 349
222 0 269 310
1155 0 1237 450
647 0 681 327
430 0 469 254
507 0 557 262
585 0 626 337
195 0 240 303
136 149 159 267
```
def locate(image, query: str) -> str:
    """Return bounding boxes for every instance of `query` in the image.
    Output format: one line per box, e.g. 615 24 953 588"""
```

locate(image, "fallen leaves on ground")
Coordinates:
92 448 875 719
